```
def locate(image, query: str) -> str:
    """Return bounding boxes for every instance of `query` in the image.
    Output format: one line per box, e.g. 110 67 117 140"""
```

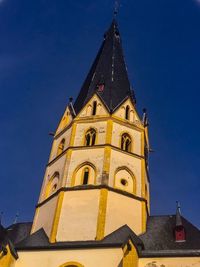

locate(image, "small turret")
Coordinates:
174 202 186 242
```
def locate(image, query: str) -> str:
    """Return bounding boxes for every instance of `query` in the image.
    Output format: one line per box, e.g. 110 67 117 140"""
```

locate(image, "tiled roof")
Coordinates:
139 215 200 256
16 225 143 251
6 222 32 245
4 216 200 257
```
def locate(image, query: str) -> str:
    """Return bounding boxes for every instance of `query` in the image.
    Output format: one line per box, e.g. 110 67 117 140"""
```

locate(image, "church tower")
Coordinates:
31 20 150 243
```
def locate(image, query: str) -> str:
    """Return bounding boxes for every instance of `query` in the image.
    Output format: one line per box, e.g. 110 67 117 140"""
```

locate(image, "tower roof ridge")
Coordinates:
73 20 135 114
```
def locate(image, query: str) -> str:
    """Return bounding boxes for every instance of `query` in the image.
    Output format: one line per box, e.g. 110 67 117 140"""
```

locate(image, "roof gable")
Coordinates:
77 93 109 118
112 97 142 126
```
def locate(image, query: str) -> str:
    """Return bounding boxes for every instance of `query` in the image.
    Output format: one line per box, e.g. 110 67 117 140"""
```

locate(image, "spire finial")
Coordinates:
176 201 181 211
114 0 120 18
176 201 182 226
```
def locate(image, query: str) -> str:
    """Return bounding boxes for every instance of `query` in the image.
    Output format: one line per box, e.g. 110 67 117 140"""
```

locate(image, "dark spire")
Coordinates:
73 20 135 114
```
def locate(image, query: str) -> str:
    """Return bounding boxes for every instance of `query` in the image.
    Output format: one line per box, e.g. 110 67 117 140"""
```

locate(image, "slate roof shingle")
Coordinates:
139 215 200 256
73 20 136 114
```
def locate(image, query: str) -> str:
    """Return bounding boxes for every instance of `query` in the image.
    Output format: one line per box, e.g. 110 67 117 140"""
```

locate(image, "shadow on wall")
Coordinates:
145 262 166 267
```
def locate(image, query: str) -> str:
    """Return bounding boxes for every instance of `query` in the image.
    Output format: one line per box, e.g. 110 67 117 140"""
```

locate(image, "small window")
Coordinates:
125 106 130 120
57 139 65 156
85 129 96 146
46 172 59 198
121 133 132 152
52 183 57 192
83 168 89 185
92 101 97 115
121 179 128 186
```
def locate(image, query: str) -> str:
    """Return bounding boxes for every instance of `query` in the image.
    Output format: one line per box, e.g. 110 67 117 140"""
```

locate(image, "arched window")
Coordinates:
121 133 132 152
114 167 136 194
57 139 65 156
92 101 97 115
125 105 130 120
85 128 96 146
72 163 96 186
82 167 89 185
45 172 60 198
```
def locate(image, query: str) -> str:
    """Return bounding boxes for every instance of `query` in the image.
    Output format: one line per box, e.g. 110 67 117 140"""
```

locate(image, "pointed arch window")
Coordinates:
85 128 96 146
46 172 60 198
82 167 89 185
57 139 65 156
72 163 96 186
92 101 97 115
114 167 136 194
125 105 130 120
121 133 132 152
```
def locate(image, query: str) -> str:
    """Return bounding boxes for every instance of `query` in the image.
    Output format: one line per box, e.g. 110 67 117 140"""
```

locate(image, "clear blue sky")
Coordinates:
0 0 200 227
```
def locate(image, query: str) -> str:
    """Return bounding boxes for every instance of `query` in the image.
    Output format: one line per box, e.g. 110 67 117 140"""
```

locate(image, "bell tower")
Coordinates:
31 20 150 243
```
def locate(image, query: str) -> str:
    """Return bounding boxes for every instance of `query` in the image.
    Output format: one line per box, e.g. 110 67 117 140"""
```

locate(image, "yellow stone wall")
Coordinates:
0 245 16 267
14 248 123 267
123 241 139 267
65 148 105 186
113 98 140 120
56 106 73 135
109 149 142 196
111 121 142 155
49 127 72 161
73 121 107 146
32 194 58 236
105 191 142 236
43 188 144 241
56 190 100 241
39 155 66 201
78 95 109 118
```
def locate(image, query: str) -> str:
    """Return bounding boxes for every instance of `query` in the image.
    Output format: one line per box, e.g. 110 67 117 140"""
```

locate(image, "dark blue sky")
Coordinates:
0 0 200 227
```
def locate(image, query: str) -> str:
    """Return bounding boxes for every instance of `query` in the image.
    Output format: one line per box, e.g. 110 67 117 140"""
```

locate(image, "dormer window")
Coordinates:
174 226 186 242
